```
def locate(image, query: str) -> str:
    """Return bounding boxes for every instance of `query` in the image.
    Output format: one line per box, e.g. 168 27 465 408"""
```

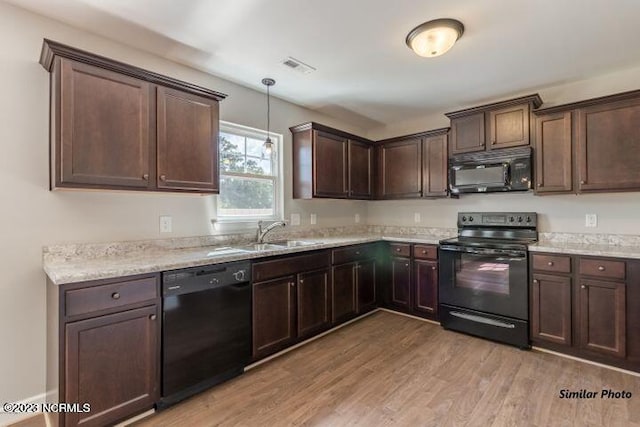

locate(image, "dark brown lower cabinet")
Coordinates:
252 275 296 358
414 260 438 317
385 243 439 321
390 256 411 310
531 273 572 346
530 252 638 372
252 251 332 360
332 263 357 324
65 305 159 427
297 269 331 339
357 259 377 313
47 274 161 427
579 279 626 358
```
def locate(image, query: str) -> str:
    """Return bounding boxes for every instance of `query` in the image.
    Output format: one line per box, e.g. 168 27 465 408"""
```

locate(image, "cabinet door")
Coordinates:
488 104 530 149
579 279 626 358
357 259 376 314
297 268 331 339
57 59 152 189
65 305 158 427
378 139 422 198
450 113 485 154
390 257 411 311
156 86 219 192
534 112 573 193
313 131 348 197
577 98 640 192
252 276 296 358
332 263 357 324
422 134 448 197
348 140 373 199
414 260 438 318
531 274 572 346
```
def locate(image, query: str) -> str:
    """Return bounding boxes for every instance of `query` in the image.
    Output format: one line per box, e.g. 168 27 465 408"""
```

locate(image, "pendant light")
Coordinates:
406 18 464 58
261 78 276 156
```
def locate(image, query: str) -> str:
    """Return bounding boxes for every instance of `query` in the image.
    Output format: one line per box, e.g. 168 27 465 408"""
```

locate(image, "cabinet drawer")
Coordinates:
579 258 625 280
532 254 571 274
413 245 438 260
389 243 411 258
332 244 377 264
65 275 158 318
253 251 331 282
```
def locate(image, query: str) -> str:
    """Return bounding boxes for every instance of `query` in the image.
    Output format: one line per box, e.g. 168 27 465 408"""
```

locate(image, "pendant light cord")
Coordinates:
267 83 270 139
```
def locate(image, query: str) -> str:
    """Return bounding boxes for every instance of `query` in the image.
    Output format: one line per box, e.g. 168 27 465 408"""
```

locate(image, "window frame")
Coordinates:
215 121 284 225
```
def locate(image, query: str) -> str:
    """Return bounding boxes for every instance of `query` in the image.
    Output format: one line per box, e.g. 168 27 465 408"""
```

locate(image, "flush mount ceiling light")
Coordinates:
261 77 275 156
406 18 464 58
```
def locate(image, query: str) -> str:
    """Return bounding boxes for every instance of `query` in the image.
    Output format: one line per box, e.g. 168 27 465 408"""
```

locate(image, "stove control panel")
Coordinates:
458 212 537 228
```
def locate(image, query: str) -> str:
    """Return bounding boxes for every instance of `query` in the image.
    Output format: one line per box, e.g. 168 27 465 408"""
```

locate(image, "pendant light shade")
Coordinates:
262 78 275 155
406 18 464 58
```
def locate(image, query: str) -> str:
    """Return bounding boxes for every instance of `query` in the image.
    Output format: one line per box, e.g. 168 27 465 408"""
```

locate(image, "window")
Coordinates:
217 122 282 222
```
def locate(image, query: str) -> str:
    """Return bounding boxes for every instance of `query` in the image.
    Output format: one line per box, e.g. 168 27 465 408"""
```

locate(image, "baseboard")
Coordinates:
245 309 381 371
1 393 46 427
116 409 155 427
532 346 640 378
378 308 441 326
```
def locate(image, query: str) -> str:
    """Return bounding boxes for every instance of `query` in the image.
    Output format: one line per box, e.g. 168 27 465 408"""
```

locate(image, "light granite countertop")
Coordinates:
529 241 640 259
44 234 445 285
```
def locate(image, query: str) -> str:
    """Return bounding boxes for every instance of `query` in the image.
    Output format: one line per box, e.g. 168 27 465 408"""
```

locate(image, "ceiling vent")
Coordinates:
281 57 316 74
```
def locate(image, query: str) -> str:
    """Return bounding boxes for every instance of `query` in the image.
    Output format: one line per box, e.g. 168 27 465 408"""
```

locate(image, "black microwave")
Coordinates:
449 147 532 194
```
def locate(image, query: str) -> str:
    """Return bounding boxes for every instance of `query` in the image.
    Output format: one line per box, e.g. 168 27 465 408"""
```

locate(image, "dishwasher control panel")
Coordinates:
162 261 251 297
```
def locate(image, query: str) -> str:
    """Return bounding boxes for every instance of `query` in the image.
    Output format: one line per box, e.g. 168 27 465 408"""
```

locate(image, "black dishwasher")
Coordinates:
159 261 251 408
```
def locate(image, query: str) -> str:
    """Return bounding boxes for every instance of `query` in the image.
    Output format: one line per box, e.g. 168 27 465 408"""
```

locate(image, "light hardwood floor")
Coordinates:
134 311 640 427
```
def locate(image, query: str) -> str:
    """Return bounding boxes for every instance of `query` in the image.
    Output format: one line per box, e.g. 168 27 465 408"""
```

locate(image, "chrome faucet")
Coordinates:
256 220 286 243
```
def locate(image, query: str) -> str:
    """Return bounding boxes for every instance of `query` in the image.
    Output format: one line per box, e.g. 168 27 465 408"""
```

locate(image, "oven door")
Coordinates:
438 245 528 319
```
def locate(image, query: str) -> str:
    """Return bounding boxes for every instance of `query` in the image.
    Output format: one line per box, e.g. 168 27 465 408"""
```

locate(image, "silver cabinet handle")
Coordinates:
598 266 605 271
548 261 554 266
581 284 587 289
111 292 120 300
149 314 156 320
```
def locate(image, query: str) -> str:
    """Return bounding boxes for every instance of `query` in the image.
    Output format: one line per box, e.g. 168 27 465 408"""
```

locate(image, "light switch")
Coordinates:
585 214 597 228
414 212 421 223
355 213 361 224
310 213 317 225
290 213 301 226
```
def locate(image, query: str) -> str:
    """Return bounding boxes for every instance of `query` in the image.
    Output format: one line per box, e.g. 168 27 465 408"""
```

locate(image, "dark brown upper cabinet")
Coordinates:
376 128 449 199
533 89 640 195
290 122 373 199
40 39 226 194
446 94 542 156
534 111 573 194
156 87 220 191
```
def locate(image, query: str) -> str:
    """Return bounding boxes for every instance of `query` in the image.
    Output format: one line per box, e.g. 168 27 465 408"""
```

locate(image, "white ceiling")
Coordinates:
9 0 640 127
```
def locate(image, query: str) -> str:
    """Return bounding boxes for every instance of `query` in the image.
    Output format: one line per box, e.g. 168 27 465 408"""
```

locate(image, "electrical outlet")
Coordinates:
585 214 597 228
355 213 361 224
310 213 317 225
414 212 421 223
290 213 301 226
159 215 172 233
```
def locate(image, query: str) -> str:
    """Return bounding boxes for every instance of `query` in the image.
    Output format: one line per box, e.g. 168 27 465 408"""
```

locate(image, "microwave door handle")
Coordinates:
503 163 510 186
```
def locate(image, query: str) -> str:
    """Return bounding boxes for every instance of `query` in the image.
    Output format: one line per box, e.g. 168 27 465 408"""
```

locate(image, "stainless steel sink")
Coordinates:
269 240 320 247
206 247 252 256
238 243 284 251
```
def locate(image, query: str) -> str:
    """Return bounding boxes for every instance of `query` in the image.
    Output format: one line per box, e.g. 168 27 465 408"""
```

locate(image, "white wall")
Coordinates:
0 2 367 405
366 65 640 234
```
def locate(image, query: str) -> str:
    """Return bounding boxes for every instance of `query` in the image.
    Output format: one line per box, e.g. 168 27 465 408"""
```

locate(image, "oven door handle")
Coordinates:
449 311 516 329
439 245 526 258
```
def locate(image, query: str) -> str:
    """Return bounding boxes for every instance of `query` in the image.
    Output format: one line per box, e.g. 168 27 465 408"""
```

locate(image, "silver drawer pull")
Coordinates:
547 261 554 266
598 266 605 271
111 292 120 300
449 311 516 329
